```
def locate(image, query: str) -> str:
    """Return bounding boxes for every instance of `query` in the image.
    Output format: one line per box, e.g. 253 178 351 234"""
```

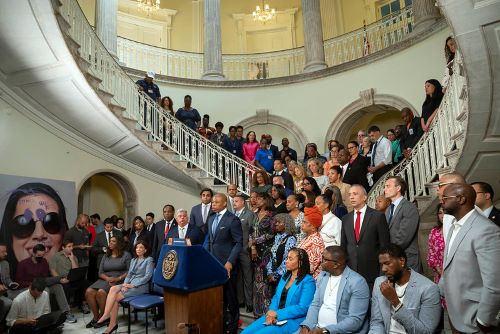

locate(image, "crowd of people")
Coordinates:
1 36 499 334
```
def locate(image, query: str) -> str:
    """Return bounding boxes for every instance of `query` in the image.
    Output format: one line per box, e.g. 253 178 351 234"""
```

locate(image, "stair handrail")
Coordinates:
368 50 467 207
57 0 260 194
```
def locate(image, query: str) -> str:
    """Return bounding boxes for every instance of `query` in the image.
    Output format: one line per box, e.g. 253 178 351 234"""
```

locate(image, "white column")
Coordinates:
202 0 225 80
302 0 327 72
413 0 441 32
95 0 118 59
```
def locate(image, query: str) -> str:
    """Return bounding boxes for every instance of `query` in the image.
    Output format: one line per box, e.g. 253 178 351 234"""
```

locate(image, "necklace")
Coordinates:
328 275 341 296
395 282 408 298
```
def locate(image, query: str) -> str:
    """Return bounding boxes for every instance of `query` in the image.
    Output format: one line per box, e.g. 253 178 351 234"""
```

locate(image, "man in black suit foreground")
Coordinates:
341 184 390 291
166 209 204 245
204 194 243 334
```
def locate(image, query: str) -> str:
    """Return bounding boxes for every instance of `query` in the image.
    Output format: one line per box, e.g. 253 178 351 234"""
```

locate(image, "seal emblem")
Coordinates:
162 250 178 280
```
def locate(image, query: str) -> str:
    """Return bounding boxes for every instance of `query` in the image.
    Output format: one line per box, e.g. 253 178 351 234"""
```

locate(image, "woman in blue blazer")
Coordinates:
243 248 316 334
95 240 154 333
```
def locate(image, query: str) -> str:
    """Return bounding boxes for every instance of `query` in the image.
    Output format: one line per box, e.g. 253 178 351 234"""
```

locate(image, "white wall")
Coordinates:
157 28 451 152
0 99 199 223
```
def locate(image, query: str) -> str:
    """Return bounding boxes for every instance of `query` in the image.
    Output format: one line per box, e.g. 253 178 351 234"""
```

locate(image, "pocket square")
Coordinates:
220 226 226 229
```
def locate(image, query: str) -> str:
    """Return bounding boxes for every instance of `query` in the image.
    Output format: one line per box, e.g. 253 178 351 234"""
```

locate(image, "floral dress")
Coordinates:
291 211 306 244
249 211 275 317
427 226 445 284
298 232 325 279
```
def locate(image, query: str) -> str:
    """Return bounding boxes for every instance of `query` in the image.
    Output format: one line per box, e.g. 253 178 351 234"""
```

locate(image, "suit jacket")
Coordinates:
236 208 256 251
272 202 288 215
369 270 441 334
124 257 154 294
385 198 421 272
399 116 423 151
341 207 390 285
190 203 213 234
488 206 500 227
440 210 500 332
151 219 178 263
342 156 369 191
204 210 243 266
128 229 150 254
270 144 280 160
166 223 204 245
145 223 156 240
0 260 13 287
301 268 370 334
92 230 123 265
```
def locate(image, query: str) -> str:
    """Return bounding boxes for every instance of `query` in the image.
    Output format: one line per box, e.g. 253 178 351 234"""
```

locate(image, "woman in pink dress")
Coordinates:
427 204 445 284
243 131 260 163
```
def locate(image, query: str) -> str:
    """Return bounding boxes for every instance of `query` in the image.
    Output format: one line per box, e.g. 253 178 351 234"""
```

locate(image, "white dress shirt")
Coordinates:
447 209 475 255
354 205 368 232
178 225 186 239
371 136 392 166
318 274 342 327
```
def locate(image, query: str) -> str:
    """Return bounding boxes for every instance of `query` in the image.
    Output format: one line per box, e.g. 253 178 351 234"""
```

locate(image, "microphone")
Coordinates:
177 323 197 329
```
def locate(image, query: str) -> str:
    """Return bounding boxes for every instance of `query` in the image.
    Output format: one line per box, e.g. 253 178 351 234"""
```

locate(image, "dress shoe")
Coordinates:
103 324 118 334
86 319 97 328
93 318 110 328
246 305 253 313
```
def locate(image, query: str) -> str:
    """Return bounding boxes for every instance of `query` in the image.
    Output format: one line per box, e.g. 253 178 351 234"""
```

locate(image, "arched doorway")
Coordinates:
325 90 418 146
77 171 137 228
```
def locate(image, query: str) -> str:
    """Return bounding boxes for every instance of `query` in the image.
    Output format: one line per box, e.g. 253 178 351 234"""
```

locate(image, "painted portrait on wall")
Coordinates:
0 174 77 277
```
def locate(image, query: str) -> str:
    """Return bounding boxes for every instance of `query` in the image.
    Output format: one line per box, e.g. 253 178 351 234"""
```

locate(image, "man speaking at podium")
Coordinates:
205 193 243 334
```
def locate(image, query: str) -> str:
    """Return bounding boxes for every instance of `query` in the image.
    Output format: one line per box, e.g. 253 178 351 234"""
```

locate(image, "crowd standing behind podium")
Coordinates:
0 36 499 334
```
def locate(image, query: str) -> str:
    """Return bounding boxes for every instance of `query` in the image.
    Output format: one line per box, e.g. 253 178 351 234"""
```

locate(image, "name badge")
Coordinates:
268 154 273 159
409 128 414 135
233 150 237 154
148 89 153 94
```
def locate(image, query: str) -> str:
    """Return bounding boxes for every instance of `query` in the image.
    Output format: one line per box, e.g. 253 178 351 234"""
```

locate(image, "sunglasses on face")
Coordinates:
10 208 64 239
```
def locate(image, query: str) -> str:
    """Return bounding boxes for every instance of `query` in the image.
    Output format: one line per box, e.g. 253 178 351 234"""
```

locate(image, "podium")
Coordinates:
153 244 228 333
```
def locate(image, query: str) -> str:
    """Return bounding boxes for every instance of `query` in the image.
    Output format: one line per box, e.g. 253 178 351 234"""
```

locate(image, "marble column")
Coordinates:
413 0 441 32
202 0 225 80
95 0 118 59
302 0 327 72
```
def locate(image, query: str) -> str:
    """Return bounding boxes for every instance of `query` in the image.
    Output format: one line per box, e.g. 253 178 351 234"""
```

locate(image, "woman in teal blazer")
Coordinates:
243 248 316 334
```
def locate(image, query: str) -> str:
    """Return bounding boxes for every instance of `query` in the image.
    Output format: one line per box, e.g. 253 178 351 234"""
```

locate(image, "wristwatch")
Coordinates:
321 329 330 334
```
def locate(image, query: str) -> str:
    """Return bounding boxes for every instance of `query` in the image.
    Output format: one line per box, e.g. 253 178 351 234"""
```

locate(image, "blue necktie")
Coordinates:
388 203 395 225
371 140 378 167
212 214 221 235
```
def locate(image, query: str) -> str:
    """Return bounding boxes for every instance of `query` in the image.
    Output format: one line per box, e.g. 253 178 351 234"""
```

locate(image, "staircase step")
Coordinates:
96 88 114 105
450 129 465 142
120 116 138 130
84 72 102 90
133 129 149 142
424 181 439 198
157 150 179 160
414 195 433 209
150 141 163 151
109 102 126 117
444 149 460 166
436 166 453 176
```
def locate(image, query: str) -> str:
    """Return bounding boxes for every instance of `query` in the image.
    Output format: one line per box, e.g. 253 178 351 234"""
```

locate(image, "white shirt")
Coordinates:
354 205 368 232
6 289 50 327
391 196 404 212
235 208 244 217
164 219 175 234
320 212 342 247
447 209 475 256
318 274 342 327
178 225 187 239
479 205 494 219
443 206 481 243
340 163 348 177
371 136 392 166
390 282 409 333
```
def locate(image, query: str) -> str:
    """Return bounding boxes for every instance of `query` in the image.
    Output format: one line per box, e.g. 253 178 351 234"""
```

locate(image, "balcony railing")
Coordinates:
367 50 467 207
58 0 259 194
116 6 414 80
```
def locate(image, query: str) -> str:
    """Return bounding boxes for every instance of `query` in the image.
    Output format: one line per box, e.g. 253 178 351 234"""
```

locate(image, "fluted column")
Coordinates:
202 0 225 80
302 0 327 72
95 0 118 59
413 0 441 32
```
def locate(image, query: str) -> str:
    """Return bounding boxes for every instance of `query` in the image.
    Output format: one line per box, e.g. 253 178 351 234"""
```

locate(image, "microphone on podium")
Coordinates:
177 322 200 333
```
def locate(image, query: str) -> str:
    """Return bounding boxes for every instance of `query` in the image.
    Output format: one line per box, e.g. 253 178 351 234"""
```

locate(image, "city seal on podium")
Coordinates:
162 250 178 280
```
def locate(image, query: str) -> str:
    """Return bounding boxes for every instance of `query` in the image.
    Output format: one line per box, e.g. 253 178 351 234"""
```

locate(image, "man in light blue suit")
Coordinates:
369 244 441 334
297 246 370 334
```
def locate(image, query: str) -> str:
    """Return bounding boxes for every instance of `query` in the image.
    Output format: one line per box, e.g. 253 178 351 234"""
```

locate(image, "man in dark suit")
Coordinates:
166 209 204 245
400 107 423 159
338 146 369 192
271 159 294 191
92 219 122 267
190 188 213 235
384 176 421 272
204 194 243 334
341 184 390 291
151 205 177 264
145 212 156 237
232 194 256 313
471 181 500 227
265 134 280 160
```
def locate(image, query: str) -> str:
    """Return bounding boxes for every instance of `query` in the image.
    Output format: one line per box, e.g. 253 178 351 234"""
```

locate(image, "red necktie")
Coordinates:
354 211 361 241
164 222 170 239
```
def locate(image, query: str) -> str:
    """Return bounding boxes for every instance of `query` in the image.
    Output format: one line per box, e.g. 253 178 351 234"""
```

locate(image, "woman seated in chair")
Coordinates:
95 241 154 334
242 248 316 334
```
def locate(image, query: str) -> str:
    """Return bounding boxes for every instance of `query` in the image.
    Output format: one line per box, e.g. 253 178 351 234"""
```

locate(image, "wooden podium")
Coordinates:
153 244 228 334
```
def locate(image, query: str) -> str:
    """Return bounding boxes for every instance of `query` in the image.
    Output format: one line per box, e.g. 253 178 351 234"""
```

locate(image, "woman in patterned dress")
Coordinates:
297 206 325 279
427 204 445 284
249 192 276 317
266 214 297 285
286 194 306 244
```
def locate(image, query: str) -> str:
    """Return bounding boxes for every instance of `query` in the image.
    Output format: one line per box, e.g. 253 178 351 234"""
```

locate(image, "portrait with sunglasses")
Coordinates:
0 182 68 279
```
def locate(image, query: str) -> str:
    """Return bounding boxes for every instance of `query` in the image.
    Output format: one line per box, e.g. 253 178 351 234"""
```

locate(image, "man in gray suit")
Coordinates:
370 243 441 334
384 176 421 272
297 246 370 334
226 184 238 213
233 194 256 313
440 184 500 333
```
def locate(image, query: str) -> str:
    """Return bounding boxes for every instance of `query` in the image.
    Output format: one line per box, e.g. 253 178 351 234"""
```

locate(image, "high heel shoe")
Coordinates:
93 318 110 328
103 324 118 334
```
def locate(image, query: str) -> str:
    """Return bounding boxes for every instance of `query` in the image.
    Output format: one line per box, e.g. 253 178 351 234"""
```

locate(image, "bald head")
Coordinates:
438 172 466 198
211 193 227 213
442 183 476 218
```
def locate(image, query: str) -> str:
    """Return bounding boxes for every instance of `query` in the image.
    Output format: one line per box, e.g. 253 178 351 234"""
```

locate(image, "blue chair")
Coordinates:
119 295 140 334
127 284 164 334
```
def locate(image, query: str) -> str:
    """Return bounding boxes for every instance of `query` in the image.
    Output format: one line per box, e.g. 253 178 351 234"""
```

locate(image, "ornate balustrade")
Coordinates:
59 0 259 194
116 6 413 80
367 50 467 207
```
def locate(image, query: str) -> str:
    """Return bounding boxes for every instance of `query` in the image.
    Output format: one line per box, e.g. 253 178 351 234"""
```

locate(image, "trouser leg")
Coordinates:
49 284 70 313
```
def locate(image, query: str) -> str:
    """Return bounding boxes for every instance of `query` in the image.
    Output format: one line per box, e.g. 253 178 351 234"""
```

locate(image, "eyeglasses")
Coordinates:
322 257 336 263
10 209 64 239
438 182 454 188
441 195 461 201
347 146 357 150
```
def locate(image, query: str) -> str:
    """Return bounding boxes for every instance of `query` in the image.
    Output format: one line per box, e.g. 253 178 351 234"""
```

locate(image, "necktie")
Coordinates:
164 221 171 239
388 203 395 225
236 211 241 218
107 232 111 246
371 140 378 166
179 227 185 239
354 211 362 242
212 214 221 235
203 205 209 223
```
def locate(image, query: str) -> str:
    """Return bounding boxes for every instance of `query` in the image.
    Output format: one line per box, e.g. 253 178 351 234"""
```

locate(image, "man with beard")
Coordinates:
370 244 441 334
